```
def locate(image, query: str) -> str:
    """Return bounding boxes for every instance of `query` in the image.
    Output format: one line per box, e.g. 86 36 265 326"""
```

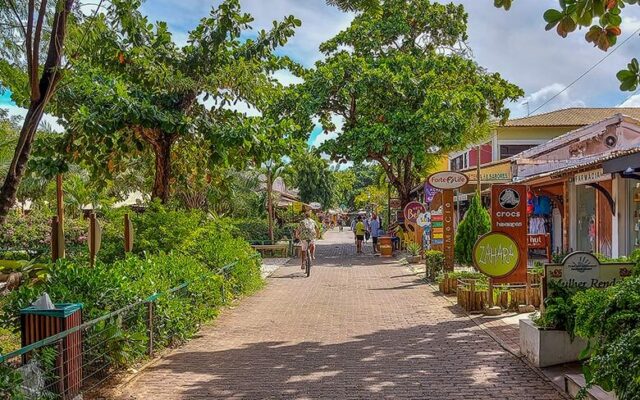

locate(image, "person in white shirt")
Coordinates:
369 213 381 254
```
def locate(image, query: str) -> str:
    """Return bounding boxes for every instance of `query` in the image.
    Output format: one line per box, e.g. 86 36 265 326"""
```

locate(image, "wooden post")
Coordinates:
89 213 96 268
488 278 494 308
51 216 60 262
124 213 132 253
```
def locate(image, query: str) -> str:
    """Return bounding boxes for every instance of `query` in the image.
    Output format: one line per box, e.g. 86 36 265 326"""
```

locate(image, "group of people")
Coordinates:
351 213 384 255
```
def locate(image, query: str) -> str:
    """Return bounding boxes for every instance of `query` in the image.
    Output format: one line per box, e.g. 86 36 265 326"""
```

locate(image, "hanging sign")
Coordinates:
389 198 402 209
544 252 634 296
423 183 439 203
427 171 468 190
473 232 520 278
491 184 528 283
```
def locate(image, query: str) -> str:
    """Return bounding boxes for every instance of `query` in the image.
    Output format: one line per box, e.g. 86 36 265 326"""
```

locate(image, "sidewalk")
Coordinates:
118 230 564 399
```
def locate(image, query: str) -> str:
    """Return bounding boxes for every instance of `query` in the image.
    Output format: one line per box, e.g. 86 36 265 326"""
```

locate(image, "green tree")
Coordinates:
290 150 335 209
51 0 302 203
454 194 491 265
493 0 640 91
0 0 76 222
304 0 522 207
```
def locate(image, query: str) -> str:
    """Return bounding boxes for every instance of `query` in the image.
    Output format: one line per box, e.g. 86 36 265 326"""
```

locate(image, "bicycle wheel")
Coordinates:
305 248 311 277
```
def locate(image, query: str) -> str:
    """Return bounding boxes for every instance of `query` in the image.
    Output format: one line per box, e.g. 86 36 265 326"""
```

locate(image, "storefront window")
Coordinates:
628 181 640 252
576 185 596 252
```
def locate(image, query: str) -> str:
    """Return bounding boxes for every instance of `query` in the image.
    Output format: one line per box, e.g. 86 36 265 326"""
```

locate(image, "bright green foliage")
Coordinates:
454 195 491 265
333 163 381 210
573 276 640 399
304 0 522 206
424 250 445 281
290 150 335 209
534 281 581 339
493 0 640 91
51 0 303 202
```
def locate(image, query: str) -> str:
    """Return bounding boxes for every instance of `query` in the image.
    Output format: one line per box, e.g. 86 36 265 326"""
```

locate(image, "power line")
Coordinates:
530 25 640 115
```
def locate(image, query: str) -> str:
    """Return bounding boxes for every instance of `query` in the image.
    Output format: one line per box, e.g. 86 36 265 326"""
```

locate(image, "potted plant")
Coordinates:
519 282 587 367
405 241 422 263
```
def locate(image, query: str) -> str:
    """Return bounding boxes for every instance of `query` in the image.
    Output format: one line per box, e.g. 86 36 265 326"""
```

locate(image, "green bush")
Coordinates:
436 270 487 283
573 276 640 399
533 281 581 338
454 195 490 265
228 218 273 242
424 250 444 281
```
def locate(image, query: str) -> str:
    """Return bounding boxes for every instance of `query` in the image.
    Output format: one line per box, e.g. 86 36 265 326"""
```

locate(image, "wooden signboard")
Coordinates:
389 198 401 209
403 201 426 246
544 252 634 297
491 184 528 283
442 190 455 270
427 171 468 271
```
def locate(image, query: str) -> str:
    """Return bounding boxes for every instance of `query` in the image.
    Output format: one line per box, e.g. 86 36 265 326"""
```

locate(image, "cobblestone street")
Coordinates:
120 230 564 399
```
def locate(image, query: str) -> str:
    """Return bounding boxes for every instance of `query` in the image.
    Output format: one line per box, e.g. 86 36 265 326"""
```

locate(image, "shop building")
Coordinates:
513 113 640 258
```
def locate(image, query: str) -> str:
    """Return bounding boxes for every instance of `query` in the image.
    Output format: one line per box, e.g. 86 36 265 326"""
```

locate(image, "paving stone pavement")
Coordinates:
119 230 564 399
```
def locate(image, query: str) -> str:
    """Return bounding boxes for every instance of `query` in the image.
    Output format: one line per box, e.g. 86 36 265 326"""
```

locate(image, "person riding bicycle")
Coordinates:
297 210 319 270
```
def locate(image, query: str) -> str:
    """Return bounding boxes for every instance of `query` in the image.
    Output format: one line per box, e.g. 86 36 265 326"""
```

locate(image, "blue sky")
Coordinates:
5 1 640 146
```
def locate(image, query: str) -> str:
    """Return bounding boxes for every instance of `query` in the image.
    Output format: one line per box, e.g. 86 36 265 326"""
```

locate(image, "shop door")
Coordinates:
576 185 596 253
596 180 613 257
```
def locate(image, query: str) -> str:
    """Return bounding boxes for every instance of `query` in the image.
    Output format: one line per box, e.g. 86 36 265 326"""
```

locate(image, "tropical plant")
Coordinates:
424 250 445 281
406 241 422 257
572 276 640 400
454 195 491 265
303 0 522 207
289 149 335 209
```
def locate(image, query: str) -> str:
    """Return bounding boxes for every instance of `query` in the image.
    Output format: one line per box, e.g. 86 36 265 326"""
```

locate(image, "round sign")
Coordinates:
473 232 520 278
498 188 520 209
403 201 426 223
427 171 468 190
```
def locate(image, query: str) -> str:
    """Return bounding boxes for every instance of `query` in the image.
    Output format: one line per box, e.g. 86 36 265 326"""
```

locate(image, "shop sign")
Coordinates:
424 183 439 203
403 201 426 223
544 252 634 295
473 232 520 278
442 190 455 270
427 171 468 190
491 184 528 283
574 168 611 186
527 234 548 249
416 212 430 228
465 163 512 183
431 213 443 245
389 198 402 209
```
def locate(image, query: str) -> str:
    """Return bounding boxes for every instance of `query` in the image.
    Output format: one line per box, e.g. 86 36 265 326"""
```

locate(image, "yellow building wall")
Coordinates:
495 126 580 141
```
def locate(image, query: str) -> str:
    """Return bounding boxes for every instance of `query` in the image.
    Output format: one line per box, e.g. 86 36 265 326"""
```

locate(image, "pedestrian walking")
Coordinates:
369 213 381 255
354 216 366 254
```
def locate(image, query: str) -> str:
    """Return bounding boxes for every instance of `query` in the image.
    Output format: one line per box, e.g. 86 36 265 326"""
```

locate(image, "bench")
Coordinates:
252 244 289 258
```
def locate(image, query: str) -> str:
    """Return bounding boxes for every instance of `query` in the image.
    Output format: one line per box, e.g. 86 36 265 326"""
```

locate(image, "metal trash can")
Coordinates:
21 303 83 399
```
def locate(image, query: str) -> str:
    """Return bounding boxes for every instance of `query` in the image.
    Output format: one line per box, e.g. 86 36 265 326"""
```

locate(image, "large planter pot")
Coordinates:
406 255 420 263
519 319 588 367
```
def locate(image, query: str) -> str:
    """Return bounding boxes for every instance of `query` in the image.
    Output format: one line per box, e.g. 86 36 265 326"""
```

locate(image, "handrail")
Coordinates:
0 253 261 363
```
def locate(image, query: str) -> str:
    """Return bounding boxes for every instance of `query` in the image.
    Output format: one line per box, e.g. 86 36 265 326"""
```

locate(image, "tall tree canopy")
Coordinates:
290 150 335 209
493 0 640 91
0 0 76 222
50 0 304 203
304 0 522 207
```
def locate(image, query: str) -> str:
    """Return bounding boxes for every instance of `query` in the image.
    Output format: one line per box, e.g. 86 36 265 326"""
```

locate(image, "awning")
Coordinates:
458 160 512 184
603 151 640 174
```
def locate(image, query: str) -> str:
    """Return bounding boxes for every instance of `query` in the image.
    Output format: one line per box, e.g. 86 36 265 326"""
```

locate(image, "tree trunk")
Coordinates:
0 0 75 224
151 135 173 204
0 102 45 223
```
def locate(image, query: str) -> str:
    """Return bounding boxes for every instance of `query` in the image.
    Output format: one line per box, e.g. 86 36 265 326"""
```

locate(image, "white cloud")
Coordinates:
1 105 64 132
511 83 586 116
619 94 640 107
272 70 304 86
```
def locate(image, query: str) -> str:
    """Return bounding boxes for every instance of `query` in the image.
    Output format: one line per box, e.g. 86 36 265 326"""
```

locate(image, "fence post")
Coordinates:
146 301 154 357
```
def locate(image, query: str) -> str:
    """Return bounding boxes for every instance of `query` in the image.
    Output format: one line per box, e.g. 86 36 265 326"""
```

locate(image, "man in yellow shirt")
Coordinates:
354 215 366 254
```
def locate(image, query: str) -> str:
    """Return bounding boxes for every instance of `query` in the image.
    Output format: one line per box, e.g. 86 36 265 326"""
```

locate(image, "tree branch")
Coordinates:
32 0 49 100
